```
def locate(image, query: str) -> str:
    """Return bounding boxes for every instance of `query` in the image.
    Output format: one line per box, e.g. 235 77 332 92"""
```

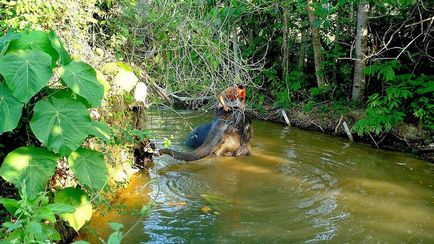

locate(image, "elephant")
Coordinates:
159 109 253 161
185 121 212 148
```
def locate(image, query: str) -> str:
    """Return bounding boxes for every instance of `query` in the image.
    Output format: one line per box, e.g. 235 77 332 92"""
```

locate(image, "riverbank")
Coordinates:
248 104 434 163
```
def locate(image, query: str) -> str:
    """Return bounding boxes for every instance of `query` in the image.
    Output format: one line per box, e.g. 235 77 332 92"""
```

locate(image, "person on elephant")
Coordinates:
218 84 246 112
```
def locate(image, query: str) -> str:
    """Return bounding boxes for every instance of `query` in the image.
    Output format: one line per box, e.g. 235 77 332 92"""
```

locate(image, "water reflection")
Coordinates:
81 110 434 243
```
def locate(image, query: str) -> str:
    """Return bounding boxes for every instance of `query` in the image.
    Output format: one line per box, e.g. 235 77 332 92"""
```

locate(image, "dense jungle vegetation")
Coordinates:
0 0 433 242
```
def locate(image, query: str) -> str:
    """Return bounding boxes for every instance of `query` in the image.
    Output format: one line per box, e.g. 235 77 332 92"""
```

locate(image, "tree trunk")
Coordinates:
306 0 326 87
232 26 240 82
282 7 290 81
333 4 342 82
297 20 308 71
352 1 370 100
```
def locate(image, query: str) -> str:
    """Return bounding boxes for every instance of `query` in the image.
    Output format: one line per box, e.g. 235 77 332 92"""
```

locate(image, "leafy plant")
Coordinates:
354 61 434 135
0 182 75 243
274 71 305 109
0 30 109 240
0 146 59 199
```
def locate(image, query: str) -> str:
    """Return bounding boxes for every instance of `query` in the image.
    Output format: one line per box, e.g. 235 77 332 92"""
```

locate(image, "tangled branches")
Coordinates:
113 0 264 108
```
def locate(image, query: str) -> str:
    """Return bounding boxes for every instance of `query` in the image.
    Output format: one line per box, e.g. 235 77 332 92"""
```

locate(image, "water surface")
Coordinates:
81 109 434 243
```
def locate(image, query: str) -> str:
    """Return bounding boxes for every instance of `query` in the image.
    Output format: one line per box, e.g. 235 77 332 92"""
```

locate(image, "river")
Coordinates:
80 109 434 243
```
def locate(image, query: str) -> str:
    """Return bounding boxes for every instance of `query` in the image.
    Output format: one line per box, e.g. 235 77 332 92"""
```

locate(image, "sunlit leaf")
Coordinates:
7 30 59 67
68 148 108 190
0 50 52 103
0 146 58 200
54 187 92 232
59 62 104 107
30 97 91 155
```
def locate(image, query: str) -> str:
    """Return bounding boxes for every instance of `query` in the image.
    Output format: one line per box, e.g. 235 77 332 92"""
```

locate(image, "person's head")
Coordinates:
235 84 246 98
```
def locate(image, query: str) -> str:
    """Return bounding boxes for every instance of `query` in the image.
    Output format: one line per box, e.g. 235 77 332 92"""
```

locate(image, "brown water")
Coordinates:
81 109 434 243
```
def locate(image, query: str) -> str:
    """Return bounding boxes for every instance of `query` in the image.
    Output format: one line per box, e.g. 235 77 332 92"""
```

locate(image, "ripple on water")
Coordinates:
159 171 210 204
275 159 348 242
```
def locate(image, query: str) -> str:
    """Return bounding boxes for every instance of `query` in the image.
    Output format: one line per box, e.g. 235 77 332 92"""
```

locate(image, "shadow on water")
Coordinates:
81 109 434 243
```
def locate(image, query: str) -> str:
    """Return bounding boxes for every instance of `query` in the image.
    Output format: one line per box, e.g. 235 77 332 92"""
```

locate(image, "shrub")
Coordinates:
0 30 109 241
353 61 434 135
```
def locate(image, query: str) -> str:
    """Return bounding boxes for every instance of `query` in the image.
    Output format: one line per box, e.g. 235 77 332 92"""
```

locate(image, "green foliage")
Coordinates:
107 222 124 244
0 184 75 243
90 121 112 142
68 148 108 191
59 61 105 107
7 30 59 67
274 71 305 109
0 146 58 199
363 60 401 82
30 96 92 155
354 61 434 135
303 100 316 113
317 101 352 116
48 30 72 65
0 84 23 133
410 75 434 129
0 30 107 241
162 137 173 148
0 32 19 55
110 125 152 145
54 187 93 232
353 94 406 135
0 49 53 103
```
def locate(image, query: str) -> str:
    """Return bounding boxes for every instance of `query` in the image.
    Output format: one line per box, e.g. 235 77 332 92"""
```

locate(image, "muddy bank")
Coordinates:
250 107 434 163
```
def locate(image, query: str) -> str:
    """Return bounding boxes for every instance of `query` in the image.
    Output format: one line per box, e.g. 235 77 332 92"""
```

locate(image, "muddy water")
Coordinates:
81 109 434 243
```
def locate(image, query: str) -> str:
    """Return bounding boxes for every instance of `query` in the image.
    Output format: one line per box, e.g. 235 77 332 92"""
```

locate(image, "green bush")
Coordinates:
353 61 434 135
0 30 109 242
0 183 76 242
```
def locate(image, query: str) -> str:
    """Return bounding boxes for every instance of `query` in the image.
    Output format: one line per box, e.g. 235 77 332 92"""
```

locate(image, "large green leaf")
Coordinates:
30 97 91 155
68 148 108 190
7 30 59 67
0 84 23 134
54 187 92 232
0 50 52 103
59 62 104 107
0 146 58 199
48 30 72 66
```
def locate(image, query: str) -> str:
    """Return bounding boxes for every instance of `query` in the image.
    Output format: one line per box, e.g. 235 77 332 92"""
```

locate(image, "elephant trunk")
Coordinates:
159 145 213 161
